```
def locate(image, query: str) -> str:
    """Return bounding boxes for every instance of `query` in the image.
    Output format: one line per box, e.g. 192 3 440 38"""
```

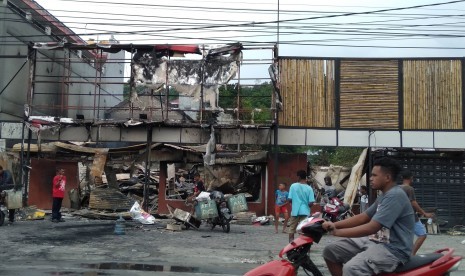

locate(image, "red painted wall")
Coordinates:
28 159 79 209
267 153 309 216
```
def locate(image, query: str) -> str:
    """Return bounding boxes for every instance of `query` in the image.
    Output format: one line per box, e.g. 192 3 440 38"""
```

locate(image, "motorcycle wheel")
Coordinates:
0 211 4 227
221 220 230 233
301 258 323 276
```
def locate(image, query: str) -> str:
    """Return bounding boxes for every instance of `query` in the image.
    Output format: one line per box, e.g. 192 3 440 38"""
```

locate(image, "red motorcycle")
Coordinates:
322 190 353 222
245 215 462 276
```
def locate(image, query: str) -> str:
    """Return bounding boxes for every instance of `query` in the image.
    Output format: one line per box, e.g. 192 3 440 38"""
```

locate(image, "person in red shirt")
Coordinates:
52 168 66 223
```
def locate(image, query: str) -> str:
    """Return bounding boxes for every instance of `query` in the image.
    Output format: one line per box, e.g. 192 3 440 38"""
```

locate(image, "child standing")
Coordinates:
274 183 289 233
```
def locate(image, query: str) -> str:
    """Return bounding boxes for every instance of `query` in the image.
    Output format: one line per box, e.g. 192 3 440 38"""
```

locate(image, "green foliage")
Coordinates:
123 81 146 100
218 83 273 123
272 146 310 154
123 82 178 101
269 146 363 167
308 147 364 167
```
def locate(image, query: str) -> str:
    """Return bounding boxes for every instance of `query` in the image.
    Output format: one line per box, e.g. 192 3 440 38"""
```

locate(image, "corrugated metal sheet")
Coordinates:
279 59 335 127
89 188 135 211
340 60 399 129
403 60 462 129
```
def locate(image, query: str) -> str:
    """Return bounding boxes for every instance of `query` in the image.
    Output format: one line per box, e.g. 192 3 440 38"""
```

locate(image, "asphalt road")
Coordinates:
0 215 464 276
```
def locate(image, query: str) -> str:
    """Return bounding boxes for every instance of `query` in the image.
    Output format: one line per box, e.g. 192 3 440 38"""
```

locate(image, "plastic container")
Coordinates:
114 215 126 235
227 193 249 214
6 189 22 209
194 200 218 219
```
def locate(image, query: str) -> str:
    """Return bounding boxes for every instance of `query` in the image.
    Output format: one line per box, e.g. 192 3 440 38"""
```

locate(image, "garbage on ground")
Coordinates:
253 216 272 226
71 209 132 220
232 211 256 225
117 165 159 211
447 225 465 236
166 223 182 231
196 191 211 201
17 206 46 220
130 201 156 225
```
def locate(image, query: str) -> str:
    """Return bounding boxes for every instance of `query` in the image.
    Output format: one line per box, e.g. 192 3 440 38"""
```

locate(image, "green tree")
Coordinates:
218 82 273 124
308 147 363 167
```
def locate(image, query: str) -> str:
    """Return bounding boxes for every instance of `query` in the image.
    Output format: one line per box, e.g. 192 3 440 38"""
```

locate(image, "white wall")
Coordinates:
0 4 124 121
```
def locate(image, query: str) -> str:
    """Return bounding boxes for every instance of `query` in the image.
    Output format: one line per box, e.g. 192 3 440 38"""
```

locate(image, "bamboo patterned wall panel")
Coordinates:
279 59 335 127
340 60 399 129
403 60 462 129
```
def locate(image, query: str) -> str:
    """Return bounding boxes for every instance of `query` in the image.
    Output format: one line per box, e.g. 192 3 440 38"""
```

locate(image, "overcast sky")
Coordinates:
32 0 465 82
33 0 465 57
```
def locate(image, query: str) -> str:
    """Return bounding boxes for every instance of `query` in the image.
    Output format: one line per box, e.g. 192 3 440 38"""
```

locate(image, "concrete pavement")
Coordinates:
0 216 463 275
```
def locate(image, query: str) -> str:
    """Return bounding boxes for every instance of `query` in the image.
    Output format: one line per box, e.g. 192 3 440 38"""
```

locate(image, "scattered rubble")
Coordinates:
233 212 257 225
89 188 135 211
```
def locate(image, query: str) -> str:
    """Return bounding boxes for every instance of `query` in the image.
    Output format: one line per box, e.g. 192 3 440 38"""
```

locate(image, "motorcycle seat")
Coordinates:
394 253 443 272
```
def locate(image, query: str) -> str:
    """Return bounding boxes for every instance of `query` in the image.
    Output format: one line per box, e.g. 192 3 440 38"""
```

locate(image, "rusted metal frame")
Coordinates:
60 48 70 117
150 89 154 121
200 45 205 124
143 124 153 212
24 128 32 206
273 44 279 190
33 80 126 85
33 92 125 97
129 45 135 120
93 50 99 120
236 54 242 151
65 49 72 117
237 58 242 124
19 120 25 195
165 49 170 121
97 48 104 120
34 58 130 63
27 46 37 112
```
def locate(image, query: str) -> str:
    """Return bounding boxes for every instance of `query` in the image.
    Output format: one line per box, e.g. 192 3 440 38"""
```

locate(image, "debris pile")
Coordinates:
233 211 257 225
89 188 135 211
116 165 159 211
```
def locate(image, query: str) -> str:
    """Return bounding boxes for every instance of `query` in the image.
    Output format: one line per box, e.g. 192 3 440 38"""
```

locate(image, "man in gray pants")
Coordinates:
322 158 415 276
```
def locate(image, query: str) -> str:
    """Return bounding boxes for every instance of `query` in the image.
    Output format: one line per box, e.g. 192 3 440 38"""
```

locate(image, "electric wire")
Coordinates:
1 0 465 50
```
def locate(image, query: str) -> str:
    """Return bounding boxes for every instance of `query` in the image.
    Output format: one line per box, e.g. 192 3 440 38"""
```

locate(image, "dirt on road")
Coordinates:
0 216 464 275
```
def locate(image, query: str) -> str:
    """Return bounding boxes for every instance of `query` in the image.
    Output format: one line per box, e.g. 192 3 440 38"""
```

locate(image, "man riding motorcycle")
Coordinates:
322 158 415 276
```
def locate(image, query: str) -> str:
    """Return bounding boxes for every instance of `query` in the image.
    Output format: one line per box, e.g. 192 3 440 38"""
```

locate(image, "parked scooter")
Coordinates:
322 189 353 222
245 215 462 276
207 190 233 233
